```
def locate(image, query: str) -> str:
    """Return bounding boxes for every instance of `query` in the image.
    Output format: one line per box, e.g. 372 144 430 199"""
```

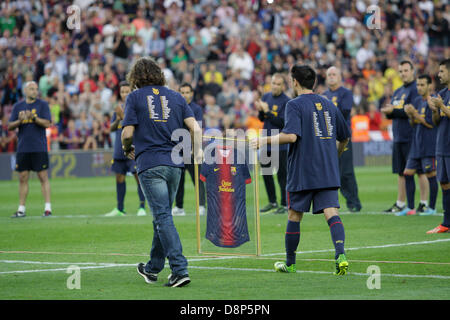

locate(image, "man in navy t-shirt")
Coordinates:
122 57 202 287
172 83 206 217
255 73 290 214
426 59 450 234
8 81 52 218
381 60 424 214
251 65 351 275
324 66 362 212
402 75 438 216
105 81 147 217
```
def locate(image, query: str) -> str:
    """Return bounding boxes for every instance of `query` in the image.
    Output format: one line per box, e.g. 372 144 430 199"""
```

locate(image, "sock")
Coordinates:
117 181 126 212
428 176 438 209
18 205 25 213
396 200 405 208
137 185 146 209
404 175 415 209
285 220 300 266
45 203 51 212
327 216 345 259
443 189 450 228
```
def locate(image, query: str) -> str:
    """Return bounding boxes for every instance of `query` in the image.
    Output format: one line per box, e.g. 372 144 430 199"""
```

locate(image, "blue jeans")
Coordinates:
138 165 188 276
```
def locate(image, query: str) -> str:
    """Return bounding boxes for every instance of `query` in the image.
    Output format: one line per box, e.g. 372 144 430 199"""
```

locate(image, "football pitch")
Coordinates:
0 166 449 300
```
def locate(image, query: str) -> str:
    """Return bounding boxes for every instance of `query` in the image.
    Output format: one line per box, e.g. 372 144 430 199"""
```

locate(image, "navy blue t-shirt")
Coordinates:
409 96 437 159
111 108 129 161
281 94 351 192
323 86 353 128
388 81 419 143
189 101 203 125
122 85 195 173
260 92 290 151
9 99 51 153
436 88 450 157
200 145 251 248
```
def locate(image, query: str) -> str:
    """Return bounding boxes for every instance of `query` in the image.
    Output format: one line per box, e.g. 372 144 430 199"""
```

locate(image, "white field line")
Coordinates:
1 260 450 280
1 238 449 263
0 211 444 219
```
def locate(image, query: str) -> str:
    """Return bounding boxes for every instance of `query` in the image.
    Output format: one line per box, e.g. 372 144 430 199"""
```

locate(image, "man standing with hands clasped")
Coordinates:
255 73 290 214
426 59 450 234
8 81 52 218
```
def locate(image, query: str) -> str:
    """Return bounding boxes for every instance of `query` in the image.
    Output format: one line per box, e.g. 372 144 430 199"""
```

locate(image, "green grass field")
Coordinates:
0 166 449 300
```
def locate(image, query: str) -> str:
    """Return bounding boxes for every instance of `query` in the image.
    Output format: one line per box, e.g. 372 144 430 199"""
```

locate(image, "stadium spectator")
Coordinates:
0 0 448 156
366 103 382 131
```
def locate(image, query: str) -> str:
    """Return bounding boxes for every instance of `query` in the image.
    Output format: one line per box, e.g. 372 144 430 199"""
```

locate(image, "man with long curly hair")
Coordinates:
121 57 202 287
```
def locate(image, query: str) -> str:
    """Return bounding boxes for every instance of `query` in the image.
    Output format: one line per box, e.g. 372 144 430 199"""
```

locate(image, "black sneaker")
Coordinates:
260 203 278 213
416 203 426 214
349 206 362 213
11 211 26 218
137 263 157 284
164 274 191 287
383 203 404 213
273 206 287 214
42 210 52 217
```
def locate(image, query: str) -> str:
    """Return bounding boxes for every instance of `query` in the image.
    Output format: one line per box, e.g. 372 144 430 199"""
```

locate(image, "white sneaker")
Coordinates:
137 208 147 216
172 206 186 216
199 206 206 216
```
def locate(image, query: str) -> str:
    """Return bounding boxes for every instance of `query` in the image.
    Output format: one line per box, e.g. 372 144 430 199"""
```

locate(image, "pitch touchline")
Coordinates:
1 238 449 262
1 261 449 280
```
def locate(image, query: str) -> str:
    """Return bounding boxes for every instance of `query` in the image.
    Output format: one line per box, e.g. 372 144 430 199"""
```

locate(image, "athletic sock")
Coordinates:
117 181 126 212
18 205 25 213
45 203 51 212
396 200 405 208
404 175 415 209
137 185 146 209
428 176 438 209
442 189 450 228
327 216 345 260
285 220 300 266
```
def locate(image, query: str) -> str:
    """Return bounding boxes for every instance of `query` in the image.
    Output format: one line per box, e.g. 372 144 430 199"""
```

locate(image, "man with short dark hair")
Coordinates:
251 65 351 275
381 60 423 215
403 74 438 216
122 57 202 287
8 81 52 218
105 81 147 217
172 82 206 217
426 59 450 234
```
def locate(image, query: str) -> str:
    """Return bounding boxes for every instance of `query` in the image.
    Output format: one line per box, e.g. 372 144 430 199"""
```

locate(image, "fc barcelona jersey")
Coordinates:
200 145 252 248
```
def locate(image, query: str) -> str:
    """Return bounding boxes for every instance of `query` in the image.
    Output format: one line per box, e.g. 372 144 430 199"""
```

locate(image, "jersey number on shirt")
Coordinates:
313 103 333 139
147 94 171 122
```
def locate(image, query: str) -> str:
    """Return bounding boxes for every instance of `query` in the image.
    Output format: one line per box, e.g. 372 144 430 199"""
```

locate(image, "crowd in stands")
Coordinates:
0 0 449 152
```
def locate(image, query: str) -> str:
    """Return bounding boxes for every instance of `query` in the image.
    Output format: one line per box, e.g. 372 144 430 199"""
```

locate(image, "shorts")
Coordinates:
392 142 411 175
15 152 49 172
287 188 340 214
436 156 450 183
405 157 436 174
111 159 137 175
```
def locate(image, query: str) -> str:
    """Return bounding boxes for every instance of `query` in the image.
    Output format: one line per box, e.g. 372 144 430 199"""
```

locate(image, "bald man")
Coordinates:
8 81 52 218
255 73 291 214
324 67 362 212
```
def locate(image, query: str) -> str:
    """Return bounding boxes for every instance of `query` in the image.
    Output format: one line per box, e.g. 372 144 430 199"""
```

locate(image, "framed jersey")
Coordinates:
195 135 261 256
